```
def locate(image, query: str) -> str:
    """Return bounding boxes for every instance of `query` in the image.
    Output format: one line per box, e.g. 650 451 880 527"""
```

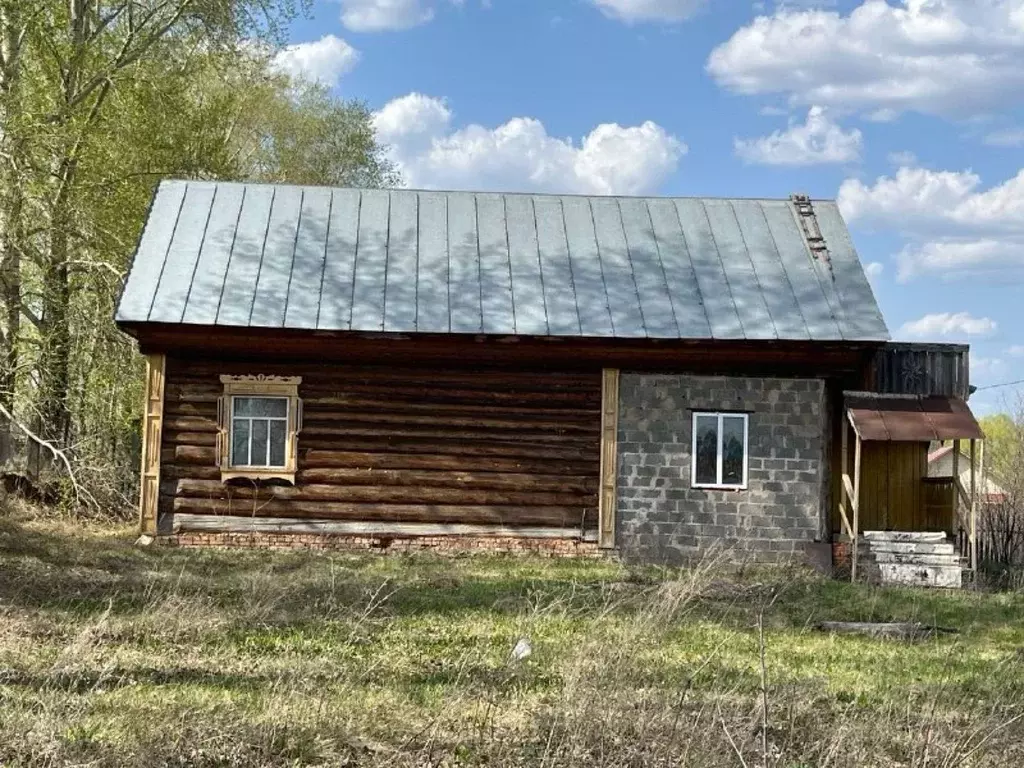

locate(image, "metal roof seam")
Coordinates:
346 191 364 332
668 197 713 339
586 197 617 336
144 182 189 322
244 186 278 327
501 195 517 334
312 191 335 330
212 185 248 326
279 187 307 328
444 193 452 334
473 195 485 333
558 197 584 335
642 199 681 337
529 197 552 336
380 191 393 332
178 182 220 324
728 200 779 341
413 192 421 332
614 198 649 338
698 199 744 339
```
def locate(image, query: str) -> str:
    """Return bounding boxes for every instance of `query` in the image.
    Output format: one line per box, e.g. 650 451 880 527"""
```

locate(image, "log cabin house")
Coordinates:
116 181 985 579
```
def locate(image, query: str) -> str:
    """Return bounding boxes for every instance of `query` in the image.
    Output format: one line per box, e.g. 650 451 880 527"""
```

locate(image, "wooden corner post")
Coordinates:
598 368 620 549
969 439 978 575
139 354 166 535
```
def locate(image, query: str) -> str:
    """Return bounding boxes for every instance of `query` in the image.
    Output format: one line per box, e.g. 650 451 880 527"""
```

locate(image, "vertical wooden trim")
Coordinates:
139 354 166 535
851 433 862 583
598 368 619 549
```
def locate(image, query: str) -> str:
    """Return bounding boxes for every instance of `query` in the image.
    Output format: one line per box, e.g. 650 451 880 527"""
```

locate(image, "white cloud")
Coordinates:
899 312 998 340
707 0 1024 119
1007 345 1024 357
590 0 708 23
985 128 1024 147
271 35 359 88
759 105 789 116
374 93 686 195
734 106 861 166
864 260 883 282
838 166 1024 280
339 0 435 31
887 150 917 166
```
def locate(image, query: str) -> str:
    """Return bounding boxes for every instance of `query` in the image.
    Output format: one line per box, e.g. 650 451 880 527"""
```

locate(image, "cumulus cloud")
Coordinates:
864 261 884 284
898 312 997 340
838 165 1024 280
373 93 686 195
734 106 861 165
1006 344 1024 357
339 0 436 31
589 0 708 23
271 35 359 88
707 0 1024 119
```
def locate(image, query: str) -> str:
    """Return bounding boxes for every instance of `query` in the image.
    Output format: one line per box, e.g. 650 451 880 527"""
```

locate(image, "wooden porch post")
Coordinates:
598 368 619 549
139 354 166 536
951 439 960 533
852 432 862 583
970 439 978 575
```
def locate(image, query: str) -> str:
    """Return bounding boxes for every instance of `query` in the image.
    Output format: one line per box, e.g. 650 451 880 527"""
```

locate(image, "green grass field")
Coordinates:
2 507 1024 767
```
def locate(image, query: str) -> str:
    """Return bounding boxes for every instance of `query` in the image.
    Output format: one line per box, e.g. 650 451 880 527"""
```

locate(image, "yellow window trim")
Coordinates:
217 375 302 483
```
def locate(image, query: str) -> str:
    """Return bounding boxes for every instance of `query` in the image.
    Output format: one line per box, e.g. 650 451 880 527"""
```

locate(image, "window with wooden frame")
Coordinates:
217 376 302 483
691 412 749 490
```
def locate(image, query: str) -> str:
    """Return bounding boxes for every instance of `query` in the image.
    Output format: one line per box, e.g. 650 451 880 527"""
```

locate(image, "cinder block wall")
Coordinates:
616 374 827 565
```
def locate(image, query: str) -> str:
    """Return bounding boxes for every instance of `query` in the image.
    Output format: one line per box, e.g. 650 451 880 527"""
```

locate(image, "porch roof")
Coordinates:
844 393 985 442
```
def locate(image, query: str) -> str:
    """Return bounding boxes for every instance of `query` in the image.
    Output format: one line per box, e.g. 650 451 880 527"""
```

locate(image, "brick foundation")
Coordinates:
155 531 604 557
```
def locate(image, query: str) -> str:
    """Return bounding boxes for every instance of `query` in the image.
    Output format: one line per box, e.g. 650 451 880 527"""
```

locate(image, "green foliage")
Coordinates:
0 1 398 512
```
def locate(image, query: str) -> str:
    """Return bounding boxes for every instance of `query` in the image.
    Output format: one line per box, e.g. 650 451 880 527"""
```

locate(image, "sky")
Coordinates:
271 0 1024 415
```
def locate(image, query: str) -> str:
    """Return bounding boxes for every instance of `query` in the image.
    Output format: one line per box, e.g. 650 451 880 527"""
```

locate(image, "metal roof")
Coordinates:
845 393 984 442
115 180 890 342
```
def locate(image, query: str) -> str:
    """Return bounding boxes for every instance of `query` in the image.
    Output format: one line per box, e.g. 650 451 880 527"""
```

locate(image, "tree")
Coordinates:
0 0 397 510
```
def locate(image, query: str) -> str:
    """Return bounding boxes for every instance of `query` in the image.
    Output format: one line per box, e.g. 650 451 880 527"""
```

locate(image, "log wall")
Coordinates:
159 358 601 533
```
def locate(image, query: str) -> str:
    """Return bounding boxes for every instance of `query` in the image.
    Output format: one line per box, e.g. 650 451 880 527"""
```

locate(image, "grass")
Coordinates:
2 506 1024 766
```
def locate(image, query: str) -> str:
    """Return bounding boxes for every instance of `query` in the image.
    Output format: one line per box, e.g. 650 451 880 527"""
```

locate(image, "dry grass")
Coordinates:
2 504 1024 767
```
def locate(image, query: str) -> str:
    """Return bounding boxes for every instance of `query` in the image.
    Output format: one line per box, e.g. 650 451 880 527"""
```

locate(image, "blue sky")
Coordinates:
273 0 1024 414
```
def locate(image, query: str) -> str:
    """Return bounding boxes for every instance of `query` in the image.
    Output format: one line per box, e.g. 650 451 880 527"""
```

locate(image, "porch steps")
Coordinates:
855 531 962 589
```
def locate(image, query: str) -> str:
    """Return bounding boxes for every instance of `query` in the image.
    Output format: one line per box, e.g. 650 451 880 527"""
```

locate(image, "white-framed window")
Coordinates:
217 375 302 483
691 412 749 490
230 396 289 468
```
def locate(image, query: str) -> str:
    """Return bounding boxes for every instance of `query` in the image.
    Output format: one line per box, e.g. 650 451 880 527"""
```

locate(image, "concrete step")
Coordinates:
859 541 956 556
863 551 962 567
868 562 962 589
861 531 948 543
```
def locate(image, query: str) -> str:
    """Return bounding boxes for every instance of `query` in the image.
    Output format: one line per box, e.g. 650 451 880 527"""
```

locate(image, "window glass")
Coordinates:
269 420 287 467
694 414 719 486
234 397 287 418
231 419 250 466
230 396 289 468
721 416 746 486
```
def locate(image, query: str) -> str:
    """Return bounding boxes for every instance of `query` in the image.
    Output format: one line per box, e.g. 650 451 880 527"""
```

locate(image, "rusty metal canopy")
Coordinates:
845 393 984 442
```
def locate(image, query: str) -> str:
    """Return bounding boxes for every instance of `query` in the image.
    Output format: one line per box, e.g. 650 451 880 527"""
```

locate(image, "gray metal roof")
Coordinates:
116 180 890 342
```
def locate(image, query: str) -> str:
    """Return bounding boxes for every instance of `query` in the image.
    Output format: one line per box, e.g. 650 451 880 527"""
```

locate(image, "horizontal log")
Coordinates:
164 416 218 433
172 498 592 527
300 450 596 475
172 513 598 540
174 478 596 507
295 437 595 460
299 410 599 434
164 431 217 448
295 468 597 493
298 424 599 446
300 397 598 420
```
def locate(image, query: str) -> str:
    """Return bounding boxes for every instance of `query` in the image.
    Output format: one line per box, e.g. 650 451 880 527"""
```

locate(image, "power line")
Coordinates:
975 378 1024 391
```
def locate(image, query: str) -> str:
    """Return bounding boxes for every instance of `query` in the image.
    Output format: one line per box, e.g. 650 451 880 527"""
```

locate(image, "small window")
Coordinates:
691 412 749 489
218 376 301 482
